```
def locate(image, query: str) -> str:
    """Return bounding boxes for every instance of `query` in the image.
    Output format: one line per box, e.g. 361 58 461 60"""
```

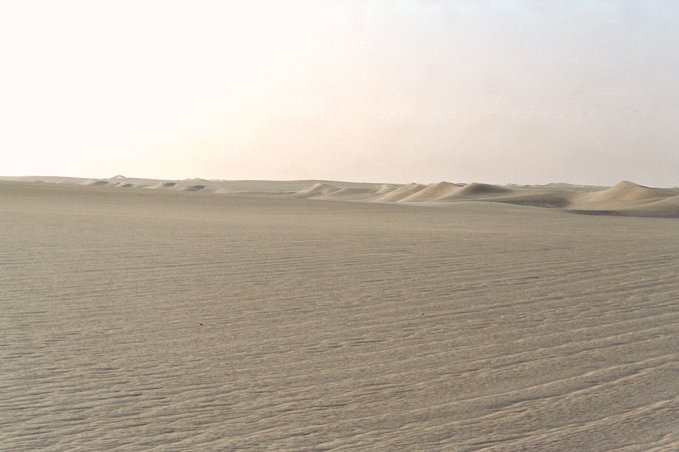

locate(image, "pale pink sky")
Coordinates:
1 1 678 186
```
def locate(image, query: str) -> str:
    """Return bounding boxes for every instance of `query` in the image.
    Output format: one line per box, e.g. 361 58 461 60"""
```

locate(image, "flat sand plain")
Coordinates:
2 179 679 450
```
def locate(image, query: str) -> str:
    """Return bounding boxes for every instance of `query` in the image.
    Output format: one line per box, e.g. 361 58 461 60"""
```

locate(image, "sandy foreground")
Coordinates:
2 178 679 450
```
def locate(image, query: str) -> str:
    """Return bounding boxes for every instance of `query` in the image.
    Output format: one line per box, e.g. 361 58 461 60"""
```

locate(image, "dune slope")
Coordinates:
372 183 427 202
580 180 675 204
399 181 462 202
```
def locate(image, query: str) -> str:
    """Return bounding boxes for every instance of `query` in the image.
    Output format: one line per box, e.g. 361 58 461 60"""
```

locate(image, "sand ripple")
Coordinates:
2 181 679 450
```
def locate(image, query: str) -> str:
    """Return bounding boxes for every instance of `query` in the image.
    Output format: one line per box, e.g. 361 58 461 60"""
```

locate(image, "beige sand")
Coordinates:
5 175 678 217
2 178 679 450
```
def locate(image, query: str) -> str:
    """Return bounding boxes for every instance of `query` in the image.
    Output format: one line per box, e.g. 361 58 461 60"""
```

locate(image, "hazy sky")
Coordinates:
2 1 678 185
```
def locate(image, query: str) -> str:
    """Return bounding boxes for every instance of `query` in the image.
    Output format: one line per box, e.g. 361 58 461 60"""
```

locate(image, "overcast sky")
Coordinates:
1 0 678 185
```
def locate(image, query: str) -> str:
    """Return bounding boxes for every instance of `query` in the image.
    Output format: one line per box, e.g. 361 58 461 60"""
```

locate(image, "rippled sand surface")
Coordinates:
2 181 679 450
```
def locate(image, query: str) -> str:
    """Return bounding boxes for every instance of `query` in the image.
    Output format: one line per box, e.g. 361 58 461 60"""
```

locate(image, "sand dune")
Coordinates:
454 182 513 197
573 194 679 218
375 183 398 194
320 187 380 201
297 183 391 201
399 181 462 202
398 182 572 208
2 176 678 218
624 195 679 218
372 183 427 202
2 180 679 450
83 179 110 186
579 180 676 204
296 182 342 197
150 181 177 189
149 181 209 192
185 177 210 183
179 184 208 192
567 181 679 217
488 192 573 208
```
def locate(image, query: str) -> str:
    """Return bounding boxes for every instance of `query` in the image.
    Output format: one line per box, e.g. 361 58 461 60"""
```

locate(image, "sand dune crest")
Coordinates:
400 181 462 202
582 180 675 203
373 183 427 202
297 183 342 197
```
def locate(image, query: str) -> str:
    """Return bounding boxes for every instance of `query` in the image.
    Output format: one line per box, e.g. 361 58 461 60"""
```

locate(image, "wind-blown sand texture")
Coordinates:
2 178 679 450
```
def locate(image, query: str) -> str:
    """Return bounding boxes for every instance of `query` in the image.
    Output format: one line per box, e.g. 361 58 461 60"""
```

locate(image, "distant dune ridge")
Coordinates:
1 175 678 217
